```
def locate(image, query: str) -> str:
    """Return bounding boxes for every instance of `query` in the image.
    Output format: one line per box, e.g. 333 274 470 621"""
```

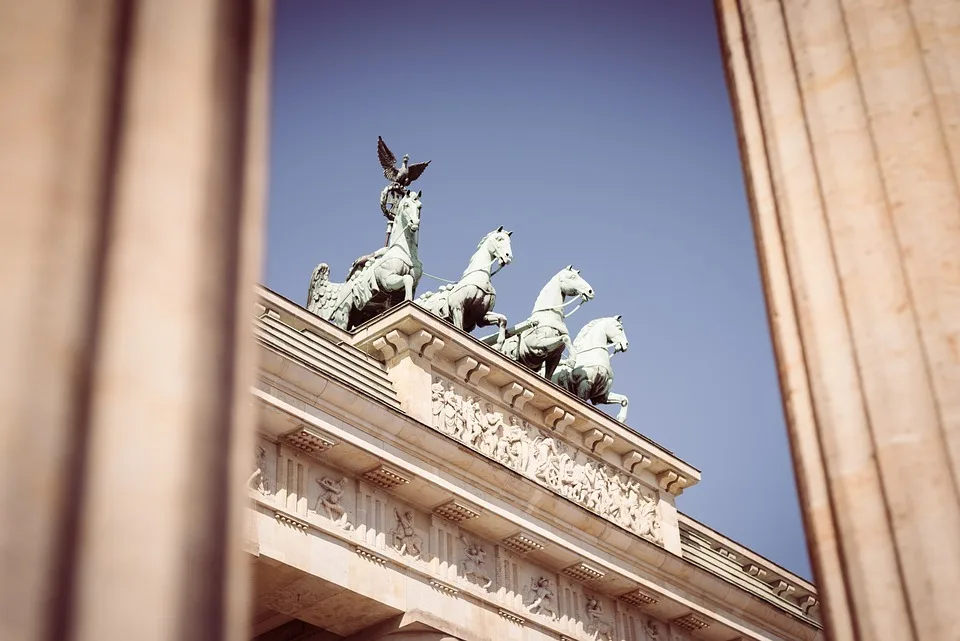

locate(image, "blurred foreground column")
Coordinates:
0 1 271 640
717 1 960 640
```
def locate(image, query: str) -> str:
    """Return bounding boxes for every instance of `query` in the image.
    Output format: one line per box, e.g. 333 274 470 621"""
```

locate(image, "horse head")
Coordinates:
394 189 422 235
558 265 594 302
484 225 514 267
607 315 629 353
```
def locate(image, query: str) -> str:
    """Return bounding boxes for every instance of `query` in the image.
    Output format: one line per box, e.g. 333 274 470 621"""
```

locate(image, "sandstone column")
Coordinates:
0 1 272 640
716 1 960 640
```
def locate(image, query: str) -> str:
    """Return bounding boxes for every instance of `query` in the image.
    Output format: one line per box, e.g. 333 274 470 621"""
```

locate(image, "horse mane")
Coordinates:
476 228 502 250
476 231 493 249
572 318 610 351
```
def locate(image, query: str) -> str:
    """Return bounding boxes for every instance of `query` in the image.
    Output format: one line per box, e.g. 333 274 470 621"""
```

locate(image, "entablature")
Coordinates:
250 347 820 641
678 515 820 623
348 301 701 497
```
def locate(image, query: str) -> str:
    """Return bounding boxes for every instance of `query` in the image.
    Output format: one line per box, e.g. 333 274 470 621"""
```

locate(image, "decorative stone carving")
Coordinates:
498 609 526 625
644 618 661 640
363 463 411 490
433 498 481 523
459 536 493 589
672 613 710 632
390 507 423 557
717 547 737 561
524 576 557 619
429 579 459 596
563 562 605 583
582 428 614 455
356 547 388 566
742 563 768 580
798 595 819 615
770 579 796 598
274 511 309 531
315 476 353 530
622 450 652 474
584 596 614 641
248 445 269 494
656 470 688 494
282 424 337 456
619 589 658 608
455 356 480 382
430 376 663 545
501 531 545 555
543 405 575 433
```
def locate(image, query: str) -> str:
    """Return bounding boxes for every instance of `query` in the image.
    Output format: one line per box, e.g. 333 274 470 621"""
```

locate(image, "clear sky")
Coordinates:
265 0 812 579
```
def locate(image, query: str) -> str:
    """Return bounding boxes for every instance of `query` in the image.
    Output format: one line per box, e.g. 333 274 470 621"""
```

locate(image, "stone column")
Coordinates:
716 1 960 640
0 2 271 641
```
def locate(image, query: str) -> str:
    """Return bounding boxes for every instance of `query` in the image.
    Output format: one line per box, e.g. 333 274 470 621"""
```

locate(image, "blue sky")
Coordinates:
265 0 812 579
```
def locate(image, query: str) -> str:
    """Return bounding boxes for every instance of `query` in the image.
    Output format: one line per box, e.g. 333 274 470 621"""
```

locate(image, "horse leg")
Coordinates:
606 392 629 423
378 271 406 297
543 351 563 381
451 302 465 331
575 376 594 403
479 312 508 347
562 333 576 363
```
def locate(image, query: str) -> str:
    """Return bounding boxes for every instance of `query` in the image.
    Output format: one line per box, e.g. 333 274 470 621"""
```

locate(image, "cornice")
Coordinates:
678 513 820 623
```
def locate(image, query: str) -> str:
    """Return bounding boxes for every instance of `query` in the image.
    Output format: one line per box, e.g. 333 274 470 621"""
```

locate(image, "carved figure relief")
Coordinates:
524 576 557 619
459 536 493 589
584 596 614 641
644 618 661 640
248 445 269 495
390 507 423 558
431 376 662 545
315 476 353 530
494 416 526 469
431 380 444 428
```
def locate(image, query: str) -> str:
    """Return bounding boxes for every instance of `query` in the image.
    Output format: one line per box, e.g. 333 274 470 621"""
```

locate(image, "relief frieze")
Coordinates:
431 376 662 545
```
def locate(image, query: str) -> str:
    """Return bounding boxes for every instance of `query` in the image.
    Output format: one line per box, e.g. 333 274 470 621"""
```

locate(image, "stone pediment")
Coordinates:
347 302 701 548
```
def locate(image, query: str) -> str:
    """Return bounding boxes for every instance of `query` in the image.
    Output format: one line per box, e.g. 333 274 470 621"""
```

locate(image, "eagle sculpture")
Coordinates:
377 136 430 188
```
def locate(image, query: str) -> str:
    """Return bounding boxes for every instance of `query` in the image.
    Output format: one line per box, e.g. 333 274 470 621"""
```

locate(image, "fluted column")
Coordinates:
0 1 271 640
717 1 960 640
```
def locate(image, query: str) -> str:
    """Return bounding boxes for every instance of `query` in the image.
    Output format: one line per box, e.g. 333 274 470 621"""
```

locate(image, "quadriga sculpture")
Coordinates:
497 266 594 380
415 226 513 346
307 190 423 330
552 316 630 422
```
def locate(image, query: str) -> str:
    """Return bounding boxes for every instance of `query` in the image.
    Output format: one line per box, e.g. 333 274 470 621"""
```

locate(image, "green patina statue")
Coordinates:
307 189 423 330
304 137 632 422
415 226 514 346
552 316 630 422
494 266 594 380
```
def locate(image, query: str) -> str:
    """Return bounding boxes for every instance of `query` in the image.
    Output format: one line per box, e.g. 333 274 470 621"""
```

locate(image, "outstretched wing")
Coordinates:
406 160 431 182
307 263 329 308
306 263 342 318
377 136 399 181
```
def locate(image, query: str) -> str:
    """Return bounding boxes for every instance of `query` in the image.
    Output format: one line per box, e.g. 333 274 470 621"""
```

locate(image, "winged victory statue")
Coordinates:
378 135 431 191
378 136 431 241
